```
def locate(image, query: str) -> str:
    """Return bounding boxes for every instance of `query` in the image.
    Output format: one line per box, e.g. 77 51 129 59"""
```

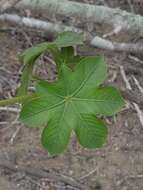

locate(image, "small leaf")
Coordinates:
75 114 108 148
20 42 48 64
17 43 49 95
61 46 74 59
60 46 83 69
60 46 74 63
18 42 62 95
55 31 83 47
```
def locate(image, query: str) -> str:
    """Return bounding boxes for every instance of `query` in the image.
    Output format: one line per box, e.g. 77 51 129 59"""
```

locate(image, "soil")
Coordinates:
0 1 143 190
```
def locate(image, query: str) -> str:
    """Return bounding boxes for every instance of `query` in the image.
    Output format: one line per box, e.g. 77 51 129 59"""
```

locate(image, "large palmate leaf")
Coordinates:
20 56 124 154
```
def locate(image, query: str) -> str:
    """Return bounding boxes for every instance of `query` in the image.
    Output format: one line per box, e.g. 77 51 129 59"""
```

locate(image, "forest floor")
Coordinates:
0 0 143 190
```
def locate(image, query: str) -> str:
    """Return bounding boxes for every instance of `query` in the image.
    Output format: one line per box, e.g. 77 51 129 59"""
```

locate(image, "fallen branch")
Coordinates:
16 0 143 36
1 14 143 54
0 14 82 35
91 36 143 53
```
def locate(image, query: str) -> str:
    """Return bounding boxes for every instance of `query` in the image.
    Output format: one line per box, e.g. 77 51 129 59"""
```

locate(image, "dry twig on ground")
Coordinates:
120 66 143 127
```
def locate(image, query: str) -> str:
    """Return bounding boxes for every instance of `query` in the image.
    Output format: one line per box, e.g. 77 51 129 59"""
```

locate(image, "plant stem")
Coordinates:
17 62 34 96
0 94 36 106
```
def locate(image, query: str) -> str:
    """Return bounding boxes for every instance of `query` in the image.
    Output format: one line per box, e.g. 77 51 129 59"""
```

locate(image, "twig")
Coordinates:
108 71 117 82
133 103 143 126
0 14 82 34
132 76 143 94
19 28 33 46
66 186 80 190
0 121 20 125
121 89 143 107
91 36 143 54
103 26 122 38
10 126 21 144
128 174 143 179
80 168 96 180
120 66 143 126
120 66 132 90
9 114 22 144
128 55 143 65
117 173 143 186
0 107 20 113
0 121 10 125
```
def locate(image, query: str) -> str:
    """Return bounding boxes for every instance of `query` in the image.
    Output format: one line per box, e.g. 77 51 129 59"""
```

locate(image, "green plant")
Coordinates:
0 32 124 154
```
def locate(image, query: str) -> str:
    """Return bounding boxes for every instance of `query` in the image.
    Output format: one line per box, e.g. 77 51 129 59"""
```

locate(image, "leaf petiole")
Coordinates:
0 94 36 107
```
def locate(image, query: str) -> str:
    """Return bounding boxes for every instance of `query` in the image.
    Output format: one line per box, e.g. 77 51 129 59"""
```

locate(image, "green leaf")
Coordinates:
60 46 74 65
20 56 124 154
41 110 72 155
18 42 62 95
17 42 49 95
69 55 83 69
18 32 83 96
74 86 124 116
60 46 83 69
20 42 49 65
55 31 83 47
61 46 74 61
75 115 107 148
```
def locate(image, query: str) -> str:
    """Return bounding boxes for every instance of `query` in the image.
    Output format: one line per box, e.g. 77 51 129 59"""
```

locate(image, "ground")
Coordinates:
0 1 143 190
